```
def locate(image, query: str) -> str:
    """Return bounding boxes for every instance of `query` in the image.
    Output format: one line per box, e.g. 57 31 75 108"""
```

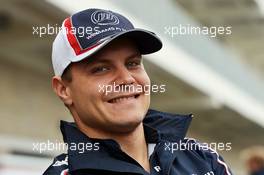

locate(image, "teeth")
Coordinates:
111 96 135 103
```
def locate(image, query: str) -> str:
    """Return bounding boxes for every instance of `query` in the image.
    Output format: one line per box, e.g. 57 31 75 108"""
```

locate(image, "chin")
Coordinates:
109 112 145 133
114 121 142 133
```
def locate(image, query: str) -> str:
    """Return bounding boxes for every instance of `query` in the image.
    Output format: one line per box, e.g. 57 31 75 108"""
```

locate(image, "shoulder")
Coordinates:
181 138 233 175
43 153 69 175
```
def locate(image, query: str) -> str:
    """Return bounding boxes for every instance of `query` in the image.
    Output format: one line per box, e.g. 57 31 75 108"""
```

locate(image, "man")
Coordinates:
43 8 233 175
242 146 264 175
247 156 264 175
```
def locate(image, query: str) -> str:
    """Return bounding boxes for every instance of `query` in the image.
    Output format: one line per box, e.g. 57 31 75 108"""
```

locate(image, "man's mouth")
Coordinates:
107 94 140 103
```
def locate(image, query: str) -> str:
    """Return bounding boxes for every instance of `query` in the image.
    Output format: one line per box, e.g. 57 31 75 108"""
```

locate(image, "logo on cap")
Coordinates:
91 10 119 26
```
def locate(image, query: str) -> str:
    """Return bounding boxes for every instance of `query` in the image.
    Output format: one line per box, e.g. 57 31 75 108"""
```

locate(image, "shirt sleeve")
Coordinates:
184 138 233 175
201 144 233 175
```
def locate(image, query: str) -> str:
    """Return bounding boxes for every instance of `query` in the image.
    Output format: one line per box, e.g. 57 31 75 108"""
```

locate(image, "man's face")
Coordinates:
66 38 151 133
247 157 264 173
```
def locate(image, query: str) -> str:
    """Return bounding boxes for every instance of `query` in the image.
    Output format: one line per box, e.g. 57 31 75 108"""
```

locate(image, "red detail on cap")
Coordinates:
64 17 102 56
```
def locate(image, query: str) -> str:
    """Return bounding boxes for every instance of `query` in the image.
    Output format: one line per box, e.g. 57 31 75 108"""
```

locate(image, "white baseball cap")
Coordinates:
52 8 162 76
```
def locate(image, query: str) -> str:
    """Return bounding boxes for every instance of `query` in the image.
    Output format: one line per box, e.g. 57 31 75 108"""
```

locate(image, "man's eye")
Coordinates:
91 67 109 73
126 61 140 68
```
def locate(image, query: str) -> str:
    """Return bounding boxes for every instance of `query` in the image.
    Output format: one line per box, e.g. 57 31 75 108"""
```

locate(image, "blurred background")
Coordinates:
0 0 264 174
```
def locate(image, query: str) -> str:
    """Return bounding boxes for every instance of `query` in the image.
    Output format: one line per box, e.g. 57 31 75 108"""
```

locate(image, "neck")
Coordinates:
112 123 150 172
75 118 150 173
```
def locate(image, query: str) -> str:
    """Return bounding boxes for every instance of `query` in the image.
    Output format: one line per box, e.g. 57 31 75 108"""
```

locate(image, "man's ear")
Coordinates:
52 76 73 106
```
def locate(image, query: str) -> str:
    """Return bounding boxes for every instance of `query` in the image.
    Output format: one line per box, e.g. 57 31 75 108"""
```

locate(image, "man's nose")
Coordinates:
114 66 136 86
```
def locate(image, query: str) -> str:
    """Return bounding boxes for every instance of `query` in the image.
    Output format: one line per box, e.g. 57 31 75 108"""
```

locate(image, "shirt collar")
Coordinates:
144 109 193 142
60 109 193 173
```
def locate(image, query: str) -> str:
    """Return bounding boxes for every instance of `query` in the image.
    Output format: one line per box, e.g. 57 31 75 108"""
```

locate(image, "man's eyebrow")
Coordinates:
126 52 142 60
83 52 142 66
83 57 111 66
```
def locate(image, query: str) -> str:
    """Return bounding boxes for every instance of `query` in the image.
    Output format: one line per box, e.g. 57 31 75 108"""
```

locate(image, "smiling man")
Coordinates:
43 8 233 175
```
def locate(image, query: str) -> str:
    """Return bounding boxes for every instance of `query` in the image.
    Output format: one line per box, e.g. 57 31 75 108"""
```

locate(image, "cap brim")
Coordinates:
70 29 162 63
